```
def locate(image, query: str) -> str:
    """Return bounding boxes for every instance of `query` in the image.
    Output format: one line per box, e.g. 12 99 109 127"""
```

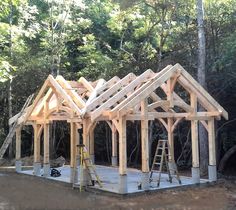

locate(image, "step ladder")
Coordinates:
0 94 34 158
76 144 102 191
150 139 181 187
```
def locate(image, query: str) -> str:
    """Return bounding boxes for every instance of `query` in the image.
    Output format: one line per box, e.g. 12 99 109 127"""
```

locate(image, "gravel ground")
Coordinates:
0 171 235 210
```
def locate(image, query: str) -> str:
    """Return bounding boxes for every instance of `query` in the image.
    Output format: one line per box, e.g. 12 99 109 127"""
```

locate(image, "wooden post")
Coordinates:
70 122 76 182
15 127 21 160
33 124 41 175
118 116 127 193
111 123 118 166
167 118 174 162
208 117 217 181
141 99 150 190
83 119 90 151
15 126 22 172
43 122 50 176
190 93 200 183
34 124 41 163
89 128 95 163
141 99 149 173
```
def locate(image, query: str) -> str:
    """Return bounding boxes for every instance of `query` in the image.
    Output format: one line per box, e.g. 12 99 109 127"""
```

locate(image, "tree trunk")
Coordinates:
8 0 13 159
196 0 208 174
218 145 236 173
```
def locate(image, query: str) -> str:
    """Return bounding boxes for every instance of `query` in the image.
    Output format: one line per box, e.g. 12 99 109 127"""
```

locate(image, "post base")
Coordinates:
118 175 128 194
70 167 78 183
141 172 150 190
191 167 200 183
33 162 41 176
208 165 217 181
168 162 176 175
111 156 118 167
90 154 95 164
43 163 50 177
15 160 22 173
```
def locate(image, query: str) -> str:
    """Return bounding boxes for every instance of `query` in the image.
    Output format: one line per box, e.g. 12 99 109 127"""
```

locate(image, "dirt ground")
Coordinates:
0 171 235 210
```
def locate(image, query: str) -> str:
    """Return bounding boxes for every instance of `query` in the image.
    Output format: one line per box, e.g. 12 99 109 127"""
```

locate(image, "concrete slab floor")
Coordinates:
19 165 209 194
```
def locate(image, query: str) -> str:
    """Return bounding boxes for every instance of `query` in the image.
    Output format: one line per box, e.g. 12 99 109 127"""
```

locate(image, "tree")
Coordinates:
196 0 208 174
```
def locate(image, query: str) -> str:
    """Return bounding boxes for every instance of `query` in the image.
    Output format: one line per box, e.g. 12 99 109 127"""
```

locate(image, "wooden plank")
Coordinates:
116 65 178 118
15 127 21 160
208 117 216 165
141 99 149 172
119 117 127 175
85 73 136 114
56 75 86 109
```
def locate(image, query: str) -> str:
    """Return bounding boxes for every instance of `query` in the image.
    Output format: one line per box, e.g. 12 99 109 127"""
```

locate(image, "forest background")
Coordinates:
0 0 235 175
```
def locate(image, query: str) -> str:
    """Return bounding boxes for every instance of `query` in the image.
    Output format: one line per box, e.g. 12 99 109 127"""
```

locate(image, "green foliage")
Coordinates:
0 0 235 163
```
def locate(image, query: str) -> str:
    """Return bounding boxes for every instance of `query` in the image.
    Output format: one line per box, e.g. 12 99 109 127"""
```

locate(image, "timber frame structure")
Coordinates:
10 63 228 193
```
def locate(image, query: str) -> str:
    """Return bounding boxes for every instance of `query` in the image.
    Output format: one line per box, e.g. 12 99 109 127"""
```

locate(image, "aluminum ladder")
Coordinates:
0 94 34 158
150 139 181 187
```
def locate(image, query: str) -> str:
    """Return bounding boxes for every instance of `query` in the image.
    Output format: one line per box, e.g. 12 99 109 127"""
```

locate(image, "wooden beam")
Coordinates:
78 77 94 92
86 79 106 105
176 64 228 120
141 99 149 172
208 117 216 165
200 120 208 132
119 117 127 175
148 100 170 111
116 65 178 118
32 89 54 116
48 76 82 115
171 118 183 132
158 118 168 130
56 75 86 109
105 69 155 117
91 70 154 121
23 76 51 124
96 76 120 96
167 79 174 107
186 111 221 120
85 73 136 114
